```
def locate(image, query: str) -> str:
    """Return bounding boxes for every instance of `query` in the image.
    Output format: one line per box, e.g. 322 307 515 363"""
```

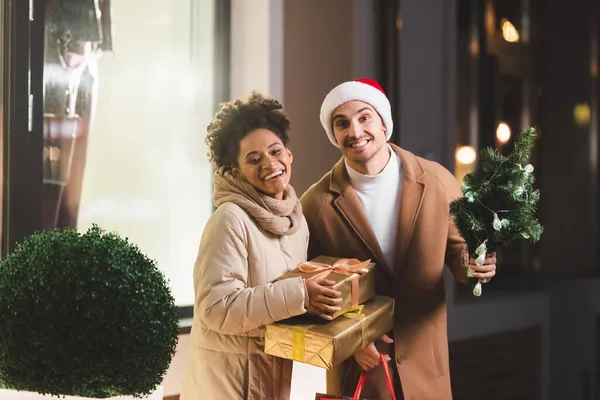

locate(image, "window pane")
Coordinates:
42 0 215 307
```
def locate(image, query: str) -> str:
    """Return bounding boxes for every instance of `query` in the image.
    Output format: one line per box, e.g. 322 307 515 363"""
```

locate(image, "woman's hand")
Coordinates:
305 275 343 320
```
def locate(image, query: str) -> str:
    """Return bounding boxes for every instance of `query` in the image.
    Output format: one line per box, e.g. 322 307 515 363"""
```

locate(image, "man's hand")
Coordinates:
354 334 394 371
469 251 497 282
305 276 343 320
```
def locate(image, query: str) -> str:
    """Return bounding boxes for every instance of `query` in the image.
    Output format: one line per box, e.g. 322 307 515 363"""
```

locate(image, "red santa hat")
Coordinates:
319 78 393 147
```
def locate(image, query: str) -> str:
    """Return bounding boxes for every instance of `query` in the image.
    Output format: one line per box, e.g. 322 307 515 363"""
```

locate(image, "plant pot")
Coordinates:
0 386 163 400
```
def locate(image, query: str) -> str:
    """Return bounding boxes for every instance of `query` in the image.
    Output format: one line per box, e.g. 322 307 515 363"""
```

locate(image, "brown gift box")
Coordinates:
264 296 395 369
276 256 376 320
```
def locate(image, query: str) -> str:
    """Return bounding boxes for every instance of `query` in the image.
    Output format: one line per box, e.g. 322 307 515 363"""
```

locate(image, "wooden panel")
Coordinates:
449 326 542 400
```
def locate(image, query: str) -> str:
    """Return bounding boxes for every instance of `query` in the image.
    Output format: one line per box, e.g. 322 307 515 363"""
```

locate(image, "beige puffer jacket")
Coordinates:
181 202 309 400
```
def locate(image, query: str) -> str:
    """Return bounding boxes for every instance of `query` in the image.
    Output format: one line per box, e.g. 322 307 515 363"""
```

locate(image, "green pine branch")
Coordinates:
449 127 544 296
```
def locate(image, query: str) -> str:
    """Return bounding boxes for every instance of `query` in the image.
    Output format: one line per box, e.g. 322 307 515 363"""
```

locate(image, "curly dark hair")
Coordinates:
205 91 291 168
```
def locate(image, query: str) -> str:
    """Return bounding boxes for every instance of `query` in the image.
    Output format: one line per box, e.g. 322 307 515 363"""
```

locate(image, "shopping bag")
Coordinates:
314 353 396 400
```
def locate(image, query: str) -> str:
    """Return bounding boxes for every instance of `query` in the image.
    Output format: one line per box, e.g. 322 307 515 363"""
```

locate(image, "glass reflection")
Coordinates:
41 0 215 307
43 0 109 229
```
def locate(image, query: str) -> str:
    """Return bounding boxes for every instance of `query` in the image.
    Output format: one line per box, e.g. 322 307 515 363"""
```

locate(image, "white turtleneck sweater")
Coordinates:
346 146 403 268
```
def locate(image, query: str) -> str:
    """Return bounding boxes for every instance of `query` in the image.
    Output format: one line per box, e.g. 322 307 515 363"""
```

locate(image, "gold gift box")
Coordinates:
277 256 376 320
264 296 395 369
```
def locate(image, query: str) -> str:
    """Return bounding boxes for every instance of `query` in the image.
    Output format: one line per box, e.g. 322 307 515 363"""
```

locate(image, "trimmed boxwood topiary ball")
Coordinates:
0 225 179 398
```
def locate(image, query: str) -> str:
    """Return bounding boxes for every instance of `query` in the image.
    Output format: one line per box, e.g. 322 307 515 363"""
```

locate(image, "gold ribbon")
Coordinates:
342 306 369 353
291 326 307 362
360 318 369 350
341 304 365 320
297 258 371 307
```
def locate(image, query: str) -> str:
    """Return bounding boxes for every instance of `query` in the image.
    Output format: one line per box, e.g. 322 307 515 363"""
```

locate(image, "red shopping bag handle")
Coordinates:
353 352 396 400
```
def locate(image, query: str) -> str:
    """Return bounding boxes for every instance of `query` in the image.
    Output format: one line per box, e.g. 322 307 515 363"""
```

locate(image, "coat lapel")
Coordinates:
328 147 428 275
393 146 427 275
329 159 389 273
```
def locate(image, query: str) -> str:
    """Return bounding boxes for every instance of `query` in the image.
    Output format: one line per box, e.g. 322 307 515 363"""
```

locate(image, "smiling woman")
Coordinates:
233 128 293 200
181 91 342 400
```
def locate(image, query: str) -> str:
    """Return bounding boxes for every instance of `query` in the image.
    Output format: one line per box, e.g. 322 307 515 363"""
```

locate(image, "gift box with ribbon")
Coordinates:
277 256 376 320
264 296 395 369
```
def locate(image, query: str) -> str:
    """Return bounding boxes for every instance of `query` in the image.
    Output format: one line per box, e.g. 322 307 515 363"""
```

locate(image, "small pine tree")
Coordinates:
449 127 544 296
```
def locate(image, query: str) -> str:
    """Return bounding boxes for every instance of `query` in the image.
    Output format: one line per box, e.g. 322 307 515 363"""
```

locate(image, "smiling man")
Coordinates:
300 78 497 399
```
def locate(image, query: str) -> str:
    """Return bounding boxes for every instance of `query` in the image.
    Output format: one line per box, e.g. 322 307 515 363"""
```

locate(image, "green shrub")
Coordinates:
0 225 179 398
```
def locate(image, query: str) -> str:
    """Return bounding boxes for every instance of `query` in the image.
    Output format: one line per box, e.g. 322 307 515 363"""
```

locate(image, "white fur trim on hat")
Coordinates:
320 80 393 147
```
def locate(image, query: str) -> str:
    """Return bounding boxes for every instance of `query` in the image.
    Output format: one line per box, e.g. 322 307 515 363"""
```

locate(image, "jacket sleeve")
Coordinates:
443 171 469 284
195 207 308 335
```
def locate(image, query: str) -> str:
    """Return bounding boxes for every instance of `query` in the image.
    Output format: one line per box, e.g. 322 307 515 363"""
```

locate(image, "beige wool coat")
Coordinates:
181 201 310 400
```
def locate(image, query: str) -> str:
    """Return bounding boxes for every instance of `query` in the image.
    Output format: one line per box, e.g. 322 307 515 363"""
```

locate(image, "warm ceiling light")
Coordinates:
456 146 477 165
501 19 520 43
496 122 511 144
574 103 591 127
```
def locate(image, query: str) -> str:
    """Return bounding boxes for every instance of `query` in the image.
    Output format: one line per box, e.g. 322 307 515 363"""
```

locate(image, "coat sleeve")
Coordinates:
443 170 469 284
195 207 308 335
